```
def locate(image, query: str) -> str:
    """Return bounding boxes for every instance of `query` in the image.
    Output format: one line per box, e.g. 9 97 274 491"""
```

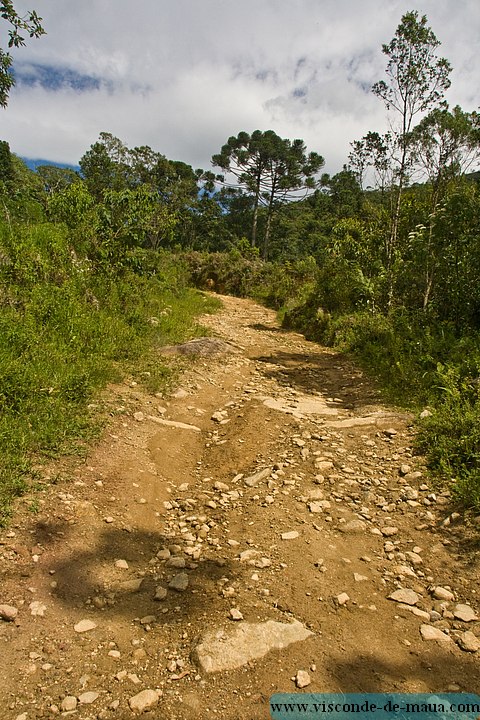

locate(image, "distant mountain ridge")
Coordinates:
21 157 80 173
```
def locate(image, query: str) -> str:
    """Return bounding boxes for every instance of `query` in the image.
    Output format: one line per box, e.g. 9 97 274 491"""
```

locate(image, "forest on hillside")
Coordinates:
1 9 480 520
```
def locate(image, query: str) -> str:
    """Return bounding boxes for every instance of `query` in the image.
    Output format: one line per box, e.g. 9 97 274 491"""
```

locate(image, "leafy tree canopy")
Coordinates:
0 0 45 107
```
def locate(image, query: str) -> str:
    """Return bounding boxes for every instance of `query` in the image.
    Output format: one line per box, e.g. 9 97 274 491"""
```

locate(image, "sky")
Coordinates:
1 0 479 176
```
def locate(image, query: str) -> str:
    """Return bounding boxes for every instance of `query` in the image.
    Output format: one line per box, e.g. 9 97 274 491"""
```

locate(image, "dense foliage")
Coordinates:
1 9 480 515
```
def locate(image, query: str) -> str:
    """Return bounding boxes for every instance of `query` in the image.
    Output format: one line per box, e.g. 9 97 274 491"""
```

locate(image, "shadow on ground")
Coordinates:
328 648 480 693
32 518 239 625
252 349 382 409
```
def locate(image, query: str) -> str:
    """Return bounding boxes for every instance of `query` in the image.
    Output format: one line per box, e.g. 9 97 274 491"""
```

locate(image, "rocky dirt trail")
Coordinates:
1 294 479 720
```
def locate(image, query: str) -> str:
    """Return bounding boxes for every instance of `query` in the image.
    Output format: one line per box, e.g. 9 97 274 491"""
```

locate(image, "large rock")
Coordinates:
0 604 18 622
388 589 420 606
193 620 313 673
129 689 160 714
420 624 452 643
453 604 478 622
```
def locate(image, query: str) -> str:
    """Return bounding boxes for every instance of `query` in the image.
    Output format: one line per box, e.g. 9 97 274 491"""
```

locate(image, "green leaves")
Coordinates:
212 129 324 256
0 1 45 107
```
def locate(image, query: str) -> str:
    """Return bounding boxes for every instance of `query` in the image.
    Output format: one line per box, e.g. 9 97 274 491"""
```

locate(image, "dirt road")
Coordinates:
1 294 479 720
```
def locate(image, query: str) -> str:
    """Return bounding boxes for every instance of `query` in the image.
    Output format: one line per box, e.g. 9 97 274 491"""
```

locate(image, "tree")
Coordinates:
363 11 452 306
0 1 45 107
36 165 80 195
408 106 480 309
212 130 324 256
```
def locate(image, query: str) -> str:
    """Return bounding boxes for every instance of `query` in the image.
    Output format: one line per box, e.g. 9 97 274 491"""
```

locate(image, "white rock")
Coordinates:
193 620 312 673
336 593 350 605
229 608 244 621
295 670 312 688
29 601 46 617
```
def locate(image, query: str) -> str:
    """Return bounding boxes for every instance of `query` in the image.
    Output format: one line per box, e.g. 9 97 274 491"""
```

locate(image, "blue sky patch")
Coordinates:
13 63 106 93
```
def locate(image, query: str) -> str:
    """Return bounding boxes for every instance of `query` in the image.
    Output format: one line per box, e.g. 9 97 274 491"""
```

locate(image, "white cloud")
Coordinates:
4 0 479 174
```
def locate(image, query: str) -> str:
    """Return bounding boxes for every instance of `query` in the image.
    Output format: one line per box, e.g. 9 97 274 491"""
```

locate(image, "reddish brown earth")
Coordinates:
1 294 479 720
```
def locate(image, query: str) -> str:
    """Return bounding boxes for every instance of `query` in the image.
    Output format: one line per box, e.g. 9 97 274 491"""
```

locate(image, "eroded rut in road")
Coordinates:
1 294 479 720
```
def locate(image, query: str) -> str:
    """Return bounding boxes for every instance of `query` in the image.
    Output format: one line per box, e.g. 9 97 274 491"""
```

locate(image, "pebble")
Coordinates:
129 689 161 714
281 531 299 540
78 691 99 704
229 608 244 621
114 559 129 570
169 573 189 592
0 604 18 621
154 586 168 601
432 586 454 601
74 619 97 633
295 670 312 688
339 519 366 534
61 696 78 712
336 593 350 606
157 549 171 560
397 604 430 621
29 601 46 617
166 556 187 568
381 526 399 537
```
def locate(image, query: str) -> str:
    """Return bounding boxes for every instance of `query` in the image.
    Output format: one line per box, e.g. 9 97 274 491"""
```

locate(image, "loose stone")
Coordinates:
339 519 366 534
420 625 452 643
129 689 160 714
74 619 97 633
457 631 480 653
295 670 312 688
388 589 420 606
432 586 454 602
61 696 78 712
453 604 478 622
193 620 312 673
381 526 399 537
169 573 189 592
114 559 129 570
281 531 299 540
154 587 168 601
0 604 18 621
78 691 99 704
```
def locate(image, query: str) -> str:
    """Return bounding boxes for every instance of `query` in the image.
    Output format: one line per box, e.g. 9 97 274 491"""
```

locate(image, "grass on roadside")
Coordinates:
0 222 220 525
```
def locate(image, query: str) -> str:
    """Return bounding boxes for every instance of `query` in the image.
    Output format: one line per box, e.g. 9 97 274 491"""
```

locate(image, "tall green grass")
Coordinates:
0 222 218 524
